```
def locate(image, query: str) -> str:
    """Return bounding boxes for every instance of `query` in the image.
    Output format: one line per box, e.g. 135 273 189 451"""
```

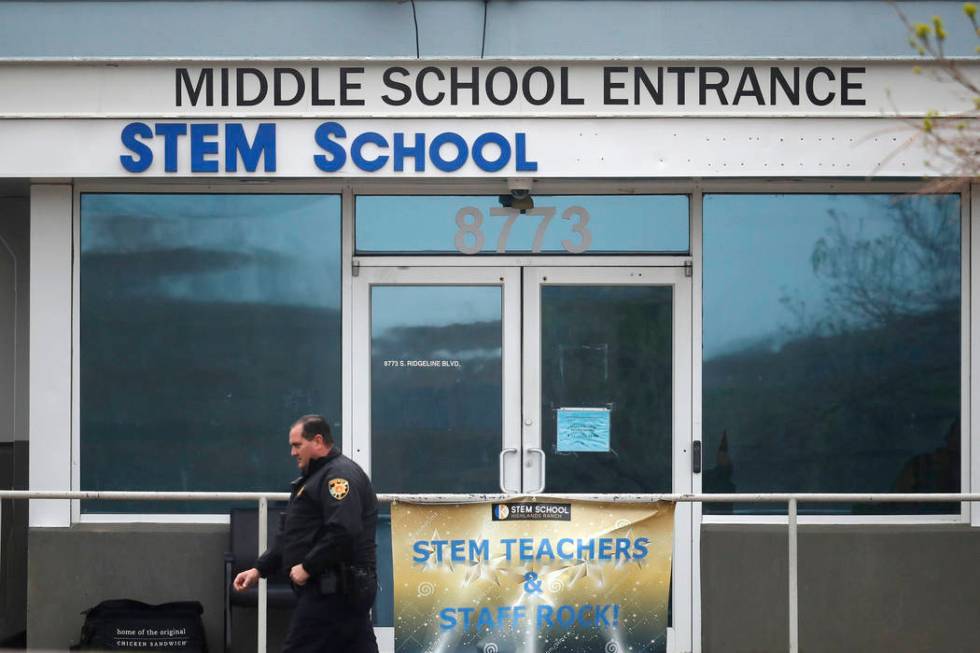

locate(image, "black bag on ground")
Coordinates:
73 599 207 652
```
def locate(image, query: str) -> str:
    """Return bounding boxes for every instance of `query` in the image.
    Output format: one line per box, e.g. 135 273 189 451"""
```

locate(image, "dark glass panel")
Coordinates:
703 194 960 514
80 194 342 513
356 195 689 254
370 285 502 493
541 285 673 493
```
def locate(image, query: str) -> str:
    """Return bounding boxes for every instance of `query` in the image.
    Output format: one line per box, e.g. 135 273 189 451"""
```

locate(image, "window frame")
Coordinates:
71 181 351 524
353 192 692 256
67 178 972 526
696 182 972 527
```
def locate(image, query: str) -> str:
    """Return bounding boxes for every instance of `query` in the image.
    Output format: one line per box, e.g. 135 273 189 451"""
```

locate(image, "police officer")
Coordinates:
233 415 379 653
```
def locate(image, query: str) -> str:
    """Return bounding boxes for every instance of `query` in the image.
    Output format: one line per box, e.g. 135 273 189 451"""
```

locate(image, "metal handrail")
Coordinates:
2 491 979 653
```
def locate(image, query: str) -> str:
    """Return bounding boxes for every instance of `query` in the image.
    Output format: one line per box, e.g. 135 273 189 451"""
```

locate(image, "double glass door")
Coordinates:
352 265 693 651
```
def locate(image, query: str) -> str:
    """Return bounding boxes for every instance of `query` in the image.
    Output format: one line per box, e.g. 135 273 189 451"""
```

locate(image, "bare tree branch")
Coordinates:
889 2 980 192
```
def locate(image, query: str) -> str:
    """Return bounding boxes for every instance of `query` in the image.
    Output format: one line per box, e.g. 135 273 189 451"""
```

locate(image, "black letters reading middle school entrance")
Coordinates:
174 65 866 109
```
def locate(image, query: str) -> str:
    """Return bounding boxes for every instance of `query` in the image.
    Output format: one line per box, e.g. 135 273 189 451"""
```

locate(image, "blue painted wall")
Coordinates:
0 1 975 58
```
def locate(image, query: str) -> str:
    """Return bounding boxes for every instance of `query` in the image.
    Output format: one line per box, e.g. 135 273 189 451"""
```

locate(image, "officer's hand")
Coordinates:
289 563 311 586
233 568 260 591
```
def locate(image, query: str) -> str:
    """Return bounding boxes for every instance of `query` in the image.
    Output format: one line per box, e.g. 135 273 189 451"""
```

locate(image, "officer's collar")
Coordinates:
303 447 340 478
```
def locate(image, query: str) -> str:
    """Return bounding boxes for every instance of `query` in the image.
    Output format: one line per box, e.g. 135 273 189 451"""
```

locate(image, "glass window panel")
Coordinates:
356 195 689 254
702 194 961 514
541 285 673 493
80 194 342 513
370 285 502 493
373 512 394 627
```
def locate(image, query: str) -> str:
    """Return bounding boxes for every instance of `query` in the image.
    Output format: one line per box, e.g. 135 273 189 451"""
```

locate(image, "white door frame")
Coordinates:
522 265 694 653
353 263 695 653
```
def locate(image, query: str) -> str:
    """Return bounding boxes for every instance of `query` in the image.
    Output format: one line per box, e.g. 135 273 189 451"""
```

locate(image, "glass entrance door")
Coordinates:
352 265 693 652
522 266 694 652
352 267 523 494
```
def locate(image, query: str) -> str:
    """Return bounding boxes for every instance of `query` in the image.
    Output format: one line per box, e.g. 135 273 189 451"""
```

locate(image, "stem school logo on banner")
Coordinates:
390 499 675 653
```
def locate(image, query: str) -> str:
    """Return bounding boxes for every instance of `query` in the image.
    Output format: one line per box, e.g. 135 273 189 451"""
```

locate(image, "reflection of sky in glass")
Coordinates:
356 195 688 254
371 285 501 335
370 285 503 495
81 194 341 308
702 193 961 509
703 194 960 358
79 193 343 512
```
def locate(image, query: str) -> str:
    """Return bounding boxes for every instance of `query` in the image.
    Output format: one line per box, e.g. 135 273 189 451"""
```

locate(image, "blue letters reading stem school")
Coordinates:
119 121 538 174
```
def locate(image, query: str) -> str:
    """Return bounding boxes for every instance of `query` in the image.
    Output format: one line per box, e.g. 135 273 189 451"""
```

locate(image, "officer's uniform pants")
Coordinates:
282 583 378 653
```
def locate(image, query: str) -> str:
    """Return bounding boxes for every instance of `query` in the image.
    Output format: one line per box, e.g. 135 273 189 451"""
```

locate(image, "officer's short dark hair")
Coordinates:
293 414 333 445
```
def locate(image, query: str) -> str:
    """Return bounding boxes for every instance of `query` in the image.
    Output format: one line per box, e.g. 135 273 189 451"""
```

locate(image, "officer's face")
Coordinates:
289 425 324 471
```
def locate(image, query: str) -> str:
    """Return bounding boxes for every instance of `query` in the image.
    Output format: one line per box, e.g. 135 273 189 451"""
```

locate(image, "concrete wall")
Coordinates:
27 524 292 652
27 524 980 652
701 525 980 653
29 525 227 652
0 194 29 642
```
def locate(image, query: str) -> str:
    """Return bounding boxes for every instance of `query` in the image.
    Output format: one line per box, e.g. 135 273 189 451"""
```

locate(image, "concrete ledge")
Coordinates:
701 526 980 652
28 524 228 652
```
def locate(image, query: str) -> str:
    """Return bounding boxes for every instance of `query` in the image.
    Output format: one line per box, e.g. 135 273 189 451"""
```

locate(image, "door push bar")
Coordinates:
498 448 519 493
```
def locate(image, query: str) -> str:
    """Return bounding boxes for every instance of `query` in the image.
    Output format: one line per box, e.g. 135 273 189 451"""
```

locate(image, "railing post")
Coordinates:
258 496 268 653
788 497 799 653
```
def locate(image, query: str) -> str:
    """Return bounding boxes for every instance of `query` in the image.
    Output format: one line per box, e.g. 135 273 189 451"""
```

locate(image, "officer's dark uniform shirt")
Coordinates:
255 448 378 580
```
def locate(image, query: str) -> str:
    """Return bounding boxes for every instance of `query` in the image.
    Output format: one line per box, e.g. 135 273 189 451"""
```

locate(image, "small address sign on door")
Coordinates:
453 205 593 254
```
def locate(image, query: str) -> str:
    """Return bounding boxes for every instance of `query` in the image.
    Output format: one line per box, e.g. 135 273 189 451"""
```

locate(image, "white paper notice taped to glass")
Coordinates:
556 407 611 452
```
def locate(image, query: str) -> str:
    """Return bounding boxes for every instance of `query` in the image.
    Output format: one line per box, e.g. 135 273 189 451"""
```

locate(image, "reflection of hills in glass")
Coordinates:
81 245 339 309
373 321 502 383
371 320 503 493
81 194 342 309
703 306 959 508
79 194 343 513
542 286 672 493
703 195 961 514
81 297 342 514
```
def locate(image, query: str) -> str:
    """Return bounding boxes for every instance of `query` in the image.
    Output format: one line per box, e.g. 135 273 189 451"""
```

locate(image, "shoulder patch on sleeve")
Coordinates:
327 478 350 500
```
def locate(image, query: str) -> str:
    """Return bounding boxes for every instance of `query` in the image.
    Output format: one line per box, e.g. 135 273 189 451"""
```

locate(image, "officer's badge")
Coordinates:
328 478 350 500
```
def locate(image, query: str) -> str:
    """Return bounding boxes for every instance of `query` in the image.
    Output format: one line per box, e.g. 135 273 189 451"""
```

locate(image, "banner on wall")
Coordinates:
391 499 675 653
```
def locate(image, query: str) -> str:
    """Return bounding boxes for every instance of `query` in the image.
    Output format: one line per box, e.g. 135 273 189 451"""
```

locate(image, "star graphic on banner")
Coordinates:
414 528 456 573
461 537 540 589
545 558 606 589
461 530 502 587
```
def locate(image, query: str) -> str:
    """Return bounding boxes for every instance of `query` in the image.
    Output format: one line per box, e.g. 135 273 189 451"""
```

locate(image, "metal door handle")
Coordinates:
526 448 546 494
499 448 519 493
